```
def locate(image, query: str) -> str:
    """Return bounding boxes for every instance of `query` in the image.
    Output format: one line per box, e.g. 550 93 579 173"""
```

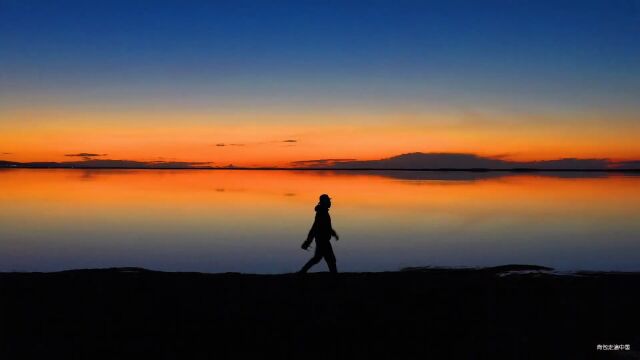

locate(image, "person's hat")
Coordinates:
319 194 331 201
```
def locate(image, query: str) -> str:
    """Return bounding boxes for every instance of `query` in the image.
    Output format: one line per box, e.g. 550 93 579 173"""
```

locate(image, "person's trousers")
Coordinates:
300 238 337 273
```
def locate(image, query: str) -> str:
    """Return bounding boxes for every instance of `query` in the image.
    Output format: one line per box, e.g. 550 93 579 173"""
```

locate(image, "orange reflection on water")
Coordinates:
1 169 640 272
1 169 640 211
1 168 639 240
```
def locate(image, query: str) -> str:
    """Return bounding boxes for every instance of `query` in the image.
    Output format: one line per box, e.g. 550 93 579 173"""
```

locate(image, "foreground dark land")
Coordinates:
1 266 639 359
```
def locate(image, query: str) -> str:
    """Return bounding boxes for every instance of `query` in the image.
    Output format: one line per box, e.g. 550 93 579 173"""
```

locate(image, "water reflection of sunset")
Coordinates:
1 169 639 272
2 169 639 209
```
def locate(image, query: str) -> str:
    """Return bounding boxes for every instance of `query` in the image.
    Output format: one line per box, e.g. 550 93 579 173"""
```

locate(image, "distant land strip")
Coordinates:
1 164 639 173
2 152 640 171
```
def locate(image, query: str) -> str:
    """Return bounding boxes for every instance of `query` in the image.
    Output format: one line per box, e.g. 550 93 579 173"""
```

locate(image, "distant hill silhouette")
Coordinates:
2 152 639 170
0 159 213 169
615 160 640 170
330 152 616 170
0 160 21 167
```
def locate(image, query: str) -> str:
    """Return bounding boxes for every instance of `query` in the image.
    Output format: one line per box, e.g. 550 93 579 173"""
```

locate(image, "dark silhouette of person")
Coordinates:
299 194 339 274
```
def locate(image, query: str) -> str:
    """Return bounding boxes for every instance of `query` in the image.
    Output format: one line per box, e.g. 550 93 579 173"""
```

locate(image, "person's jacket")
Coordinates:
306 205 337 241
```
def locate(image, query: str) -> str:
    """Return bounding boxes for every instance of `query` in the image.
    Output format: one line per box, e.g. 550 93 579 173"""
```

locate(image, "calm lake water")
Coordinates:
1 169 639 273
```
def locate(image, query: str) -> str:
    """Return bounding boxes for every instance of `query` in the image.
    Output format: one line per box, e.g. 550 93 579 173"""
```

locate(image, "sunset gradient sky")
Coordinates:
1 0 639 166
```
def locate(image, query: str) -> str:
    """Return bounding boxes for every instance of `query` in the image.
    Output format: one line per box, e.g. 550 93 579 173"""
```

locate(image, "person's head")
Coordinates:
319 194 332 208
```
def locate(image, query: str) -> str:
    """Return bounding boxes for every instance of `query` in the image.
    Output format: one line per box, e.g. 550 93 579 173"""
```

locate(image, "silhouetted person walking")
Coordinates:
299 194 339 274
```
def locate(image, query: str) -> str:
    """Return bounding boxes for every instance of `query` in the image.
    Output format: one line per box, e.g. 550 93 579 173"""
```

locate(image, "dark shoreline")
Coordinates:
2 265 639 359
2 165 640 172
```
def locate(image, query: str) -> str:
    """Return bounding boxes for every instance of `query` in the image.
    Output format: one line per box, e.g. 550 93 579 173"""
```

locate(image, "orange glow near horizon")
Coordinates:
1 108 639 166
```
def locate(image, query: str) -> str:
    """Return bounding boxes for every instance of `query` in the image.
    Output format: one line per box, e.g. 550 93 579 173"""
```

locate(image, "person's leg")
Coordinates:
324 242 338 274
299 255 321 273
299 243 322 273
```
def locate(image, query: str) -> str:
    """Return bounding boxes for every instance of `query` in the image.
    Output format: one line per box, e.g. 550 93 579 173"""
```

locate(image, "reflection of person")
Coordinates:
299 194 339 274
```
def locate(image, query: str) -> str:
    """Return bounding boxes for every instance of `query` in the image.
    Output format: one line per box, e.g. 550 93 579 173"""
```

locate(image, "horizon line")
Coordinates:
1 164 639 172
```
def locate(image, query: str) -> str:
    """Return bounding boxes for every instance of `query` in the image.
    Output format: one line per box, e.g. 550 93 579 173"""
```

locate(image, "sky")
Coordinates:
1 0 639 166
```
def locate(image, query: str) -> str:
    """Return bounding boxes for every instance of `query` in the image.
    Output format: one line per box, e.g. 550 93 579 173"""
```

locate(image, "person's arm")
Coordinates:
306 216 318 241
329 215 339 240
301 217 317 249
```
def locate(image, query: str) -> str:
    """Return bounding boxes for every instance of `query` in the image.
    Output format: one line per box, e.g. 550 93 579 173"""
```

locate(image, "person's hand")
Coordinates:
335 233 340 241
301 239 311 250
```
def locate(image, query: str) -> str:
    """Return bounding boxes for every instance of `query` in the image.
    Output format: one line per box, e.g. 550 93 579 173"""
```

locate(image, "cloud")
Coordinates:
216 140 297 147
215 143 245 147
65 152 108 161
65 153 107 157
1 152 12 155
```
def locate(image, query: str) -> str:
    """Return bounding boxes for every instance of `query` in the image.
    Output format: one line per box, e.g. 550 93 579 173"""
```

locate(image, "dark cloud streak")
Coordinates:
65 153 107 157
216 143 245 147
65 153 108 161
215 139 297 147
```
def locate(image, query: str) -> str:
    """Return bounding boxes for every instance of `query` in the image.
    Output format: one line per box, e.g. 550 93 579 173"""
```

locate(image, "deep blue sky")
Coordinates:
2 0 639 113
